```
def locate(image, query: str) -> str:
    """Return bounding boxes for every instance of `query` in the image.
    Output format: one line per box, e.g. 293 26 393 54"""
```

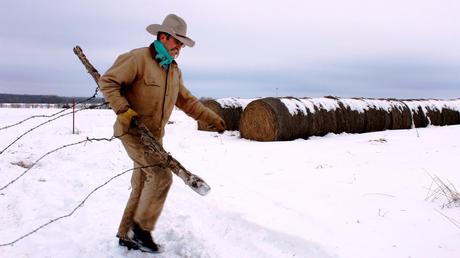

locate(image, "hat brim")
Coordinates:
146 24 195 47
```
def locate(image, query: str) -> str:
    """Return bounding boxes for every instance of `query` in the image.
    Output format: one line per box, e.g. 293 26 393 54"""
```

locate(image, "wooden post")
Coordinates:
72 98 75 134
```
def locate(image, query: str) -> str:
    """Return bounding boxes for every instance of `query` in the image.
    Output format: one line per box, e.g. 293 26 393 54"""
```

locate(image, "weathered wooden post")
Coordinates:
72 98 75 134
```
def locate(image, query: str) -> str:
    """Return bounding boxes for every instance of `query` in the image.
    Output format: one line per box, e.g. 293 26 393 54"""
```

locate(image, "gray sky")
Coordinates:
1 0 459 99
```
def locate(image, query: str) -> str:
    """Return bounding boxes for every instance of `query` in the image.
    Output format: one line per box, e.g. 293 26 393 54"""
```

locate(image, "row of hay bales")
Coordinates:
198 97 460 141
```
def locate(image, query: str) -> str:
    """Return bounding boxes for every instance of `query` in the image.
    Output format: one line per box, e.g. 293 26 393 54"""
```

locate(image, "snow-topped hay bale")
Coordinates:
197 98 256 131
403 103 429 127
239 97 312 141
338 98 370 134
442 108 460 125
402 99 460 127
304 97 340 135
362 99 392 131
239 97 460 141
337 98 411 133
240 97 348 141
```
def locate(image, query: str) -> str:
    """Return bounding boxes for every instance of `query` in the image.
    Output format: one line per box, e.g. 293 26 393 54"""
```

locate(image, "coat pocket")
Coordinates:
144 78 161 87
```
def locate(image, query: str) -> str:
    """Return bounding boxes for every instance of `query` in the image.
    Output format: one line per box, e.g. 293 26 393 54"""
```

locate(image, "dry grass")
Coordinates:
425 174 460 208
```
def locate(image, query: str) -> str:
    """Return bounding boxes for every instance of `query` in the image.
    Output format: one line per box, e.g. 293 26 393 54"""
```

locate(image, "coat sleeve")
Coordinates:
98 52 138 114
175 69 221 124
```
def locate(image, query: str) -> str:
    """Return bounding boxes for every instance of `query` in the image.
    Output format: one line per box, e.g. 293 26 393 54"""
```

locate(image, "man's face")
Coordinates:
160 34 184 59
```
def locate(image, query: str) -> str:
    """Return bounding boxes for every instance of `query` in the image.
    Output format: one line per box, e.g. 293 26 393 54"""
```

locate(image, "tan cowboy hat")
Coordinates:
146 14 195 47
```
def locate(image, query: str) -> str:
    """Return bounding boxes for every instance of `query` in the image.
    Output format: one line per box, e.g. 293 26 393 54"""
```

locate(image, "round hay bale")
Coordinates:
400 99 460 127
197 98 244 131
367 108 387 131
390 103 412 129
294 98 320 136
333 105 348 134
382 100 399 129
425 106 443 125
402 100 429 128
305 97 340 135
363 102 389 132
442 108 460 125
240 97 286 141
239 97 316 141
319 109 338 135
413 106 429 128
337 98 367 134
324 97 347 134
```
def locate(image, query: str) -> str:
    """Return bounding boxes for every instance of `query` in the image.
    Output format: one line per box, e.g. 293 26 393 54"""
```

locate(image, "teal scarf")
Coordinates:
152 40 173 69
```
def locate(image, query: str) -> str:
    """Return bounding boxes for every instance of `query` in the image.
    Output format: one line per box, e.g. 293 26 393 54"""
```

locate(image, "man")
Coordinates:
98 14 226 253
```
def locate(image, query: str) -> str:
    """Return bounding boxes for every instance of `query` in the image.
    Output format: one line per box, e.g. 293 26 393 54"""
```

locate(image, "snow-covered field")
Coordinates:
0 108 459 258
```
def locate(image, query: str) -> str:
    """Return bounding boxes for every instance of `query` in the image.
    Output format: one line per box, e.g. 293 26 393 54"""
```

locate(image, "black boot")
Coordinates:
118 237 139 251
131 223 164 253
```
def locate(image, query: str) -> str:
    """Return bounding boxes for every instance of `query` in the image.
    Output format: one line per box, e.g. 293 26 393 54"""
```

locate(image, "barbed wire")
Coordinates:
0 99 133 247
0 164 160 247
0 102 108 156
0 136 117 191
0 46 122 247
0 87 102 132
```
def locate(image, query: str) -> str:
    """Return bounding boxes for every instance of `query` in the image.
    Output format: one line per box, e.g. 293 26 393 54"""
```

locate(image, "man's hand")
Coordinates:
118 108 139 127
208 117 226 133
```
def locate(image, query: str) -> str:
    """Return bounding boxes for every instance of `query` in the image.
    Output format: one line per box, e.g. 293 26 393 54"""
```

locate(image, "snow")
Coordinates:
338 98 369 113
280 97 460 118
280 98 309 116
216 98 257 109
0 107 459 258
403 99 460 113
307 98 341 112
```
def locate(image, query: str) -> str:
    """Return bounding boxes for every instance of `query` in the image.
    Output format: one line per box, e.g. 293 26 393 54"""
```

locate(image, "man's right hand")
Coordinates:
117 108 139 127
208 116 226 133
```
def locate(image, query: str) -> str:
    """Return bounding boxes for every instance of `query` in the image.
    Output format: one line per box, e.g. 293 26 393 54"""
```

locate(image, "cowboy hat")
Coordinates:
146 14 195 47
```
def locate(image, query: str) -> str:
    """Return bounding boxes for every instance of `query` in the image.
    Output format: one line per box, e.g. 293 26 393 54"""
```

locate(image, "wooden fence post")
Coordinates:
72 98 75 134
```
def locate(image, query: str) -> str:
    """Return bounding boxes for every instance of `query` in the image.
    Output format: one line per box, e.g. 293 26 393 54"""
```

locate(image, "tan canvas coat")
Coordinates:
99 46 220 140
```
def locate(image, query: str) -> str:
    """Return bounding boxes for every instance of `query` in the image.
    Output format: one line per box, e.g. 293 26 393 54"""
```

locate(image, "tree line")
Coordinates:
0 93 105 104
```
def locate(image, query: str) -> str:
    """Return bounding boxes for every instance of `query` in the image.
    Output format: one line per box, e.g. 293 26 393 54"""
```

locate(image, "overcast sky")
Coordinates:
1 0 459 99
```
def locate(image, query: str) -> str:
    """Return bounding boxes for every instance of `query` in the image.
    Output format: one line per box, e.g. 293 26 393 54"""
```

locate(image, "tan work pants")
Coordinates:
117 133 173 239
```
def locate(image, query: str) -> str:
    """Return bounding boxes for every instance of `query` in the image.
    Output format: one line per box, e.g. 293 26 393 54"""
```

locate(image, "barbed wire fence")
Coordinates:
0 86 104 132
0 50 131 247
0 136 116 192
0 102 108 155
0 89 134 247
0 163 163 247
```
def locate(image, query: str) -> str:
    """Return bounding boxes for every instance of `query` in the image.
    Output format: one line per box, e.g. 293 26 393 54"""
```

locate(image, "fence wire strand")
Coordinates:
0 165 159 247
0 136 117 191
0 102 108 155
0 88 102 132
0 47 120 247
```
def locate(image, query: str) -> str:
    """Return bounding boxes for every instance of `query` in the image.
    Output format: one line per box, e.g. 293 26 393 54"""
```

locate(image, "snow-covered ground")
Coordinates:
0 108 459 258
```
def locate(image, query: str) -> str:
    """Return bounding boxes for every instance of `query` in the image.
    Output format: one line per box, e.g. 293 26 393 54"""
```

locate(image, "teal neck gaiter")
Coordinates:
152 40 173 69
